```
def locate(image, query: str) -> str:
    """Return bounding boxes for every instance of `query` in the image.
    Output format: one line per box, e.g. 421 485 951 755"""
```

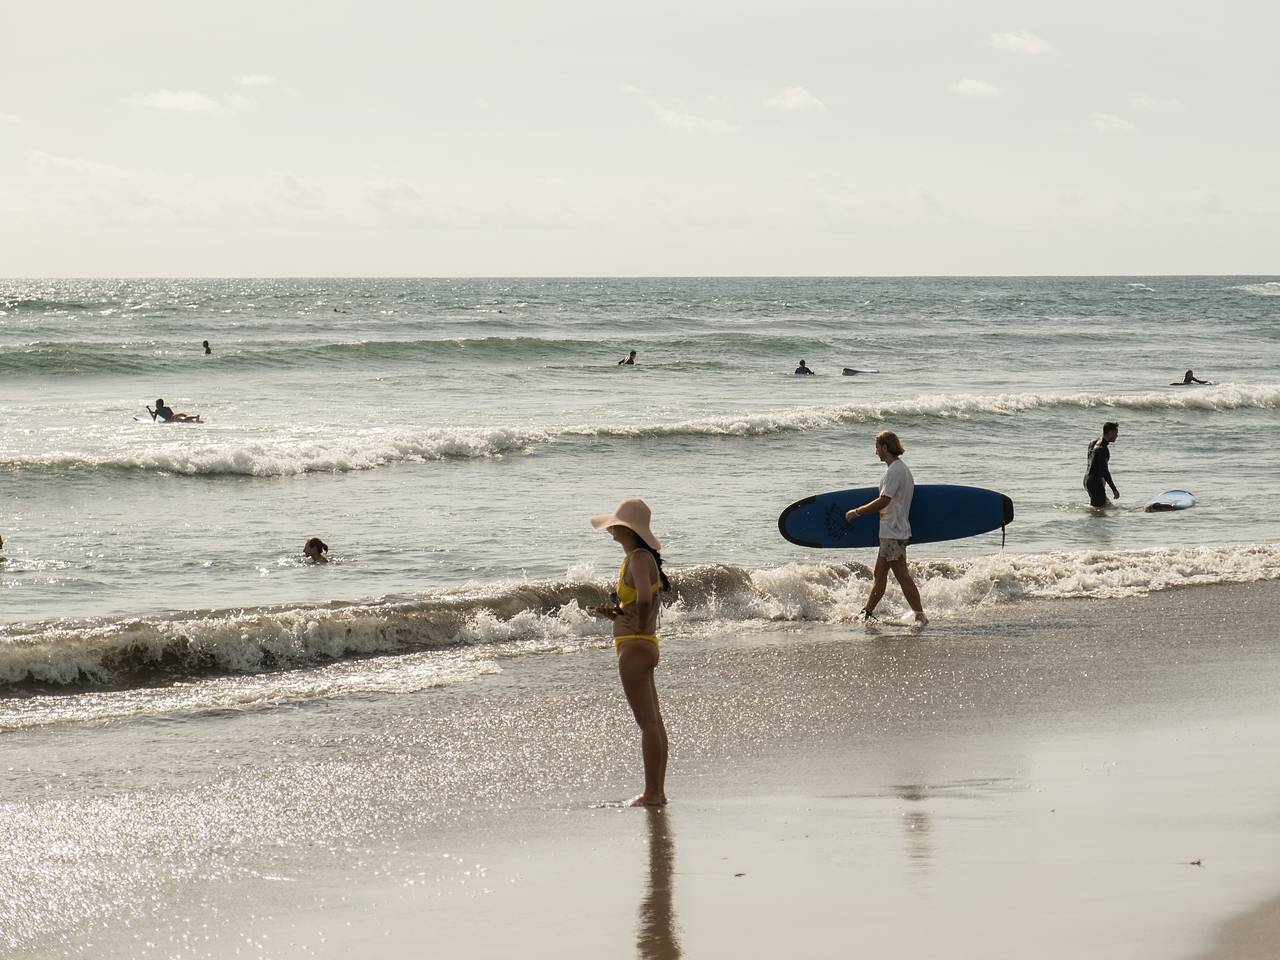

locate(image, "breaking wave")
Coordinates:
4 543 1278 690
4 384 1278 477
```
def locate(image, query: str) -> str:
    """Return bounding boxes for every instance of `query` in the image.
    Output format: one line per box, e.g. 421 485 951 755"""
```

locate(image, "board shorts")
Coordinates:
877 538 909 562
1084 477 1107 508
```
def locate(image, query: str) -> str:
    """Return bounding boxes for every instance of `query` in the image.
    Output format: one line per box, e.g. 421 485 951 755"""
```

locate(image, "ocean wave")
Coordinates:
0 332 835 376
4 384 1277 477
1236 281 1280 297
4 544 1278 690
1 426 546 476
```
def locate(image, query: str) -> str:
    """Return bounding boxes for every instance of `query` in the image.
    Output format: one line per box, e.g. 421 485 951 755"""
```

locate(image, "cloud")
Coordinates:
238 74 277 87
0 112 21 124
990 31 1055 55
949 78 1004 97
126 90 254 114
1130 93 1182 109
763 86 827 113
654 108 732 134
29 150 132 178
1092 112 1134 133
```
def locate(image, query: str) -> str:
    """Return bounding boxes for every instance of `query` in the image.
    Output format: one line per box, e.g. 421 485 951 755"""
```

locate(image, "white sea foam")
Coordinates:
1236 281 1280 297
4 544 1277 700
5 385 1278 477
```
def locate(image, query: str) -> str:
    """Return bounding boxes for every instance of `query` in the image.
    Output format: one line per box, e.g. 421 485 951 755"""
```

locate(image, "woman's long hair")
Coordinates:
633 541 672 593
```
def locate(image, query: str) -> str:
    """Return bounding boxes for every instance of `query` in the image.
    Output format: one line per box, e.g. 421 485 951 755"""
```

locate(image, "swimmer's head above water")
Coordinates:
303 537 329 563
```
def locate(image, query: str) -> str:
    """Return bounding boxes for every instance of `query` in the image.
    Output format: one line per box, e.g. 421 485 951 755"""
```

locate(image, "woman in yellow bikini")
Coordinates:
590 498 671 806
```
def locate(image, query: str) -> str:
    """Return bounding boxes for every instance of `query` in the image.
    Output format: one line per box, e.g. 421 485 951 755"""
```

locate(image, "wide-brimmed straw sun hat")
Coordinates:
590 498 661 551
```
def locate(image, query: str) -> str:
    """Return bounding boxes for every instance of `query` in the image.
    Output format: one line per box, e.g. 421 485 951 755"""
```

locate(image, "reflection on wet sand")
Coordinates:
636 809 682 959
896 784 934 873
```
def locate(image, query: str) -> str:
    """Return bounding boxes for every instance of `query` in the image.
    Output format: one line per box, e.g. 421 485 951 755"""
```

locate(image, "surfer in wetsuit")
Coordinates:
147 398 202 423
795 359 815 375
203 340 212 355
1174 369 1208 385
619 350 637 366
1084 421 1120 507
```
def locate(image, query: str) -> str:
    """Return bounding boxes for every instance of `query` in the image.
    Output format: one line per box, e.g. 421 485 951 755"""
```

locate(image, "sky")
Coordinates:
2 0 1277 276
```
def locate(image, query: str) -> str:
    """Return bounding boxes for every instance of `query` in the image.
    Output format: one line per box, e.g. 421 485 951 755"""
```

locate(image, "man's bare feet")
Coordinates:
628 794 668 807
912 612 929 628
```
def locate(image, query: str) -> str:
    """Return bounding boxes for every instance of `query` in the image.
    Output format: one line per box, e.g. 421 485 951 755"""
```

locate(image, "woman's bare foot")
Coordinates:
628 794 668 807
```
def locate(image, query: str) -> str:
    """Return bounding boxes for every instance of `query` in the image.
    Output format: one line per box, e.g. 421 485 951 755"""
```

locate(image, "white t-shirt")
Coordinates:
878 458 914 540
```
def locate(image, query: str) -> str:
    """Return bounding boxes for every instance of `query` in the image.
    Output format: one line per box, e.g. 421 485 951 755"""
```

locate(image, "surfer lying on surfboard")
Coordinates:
1171 369 1210 385
147 398 202 423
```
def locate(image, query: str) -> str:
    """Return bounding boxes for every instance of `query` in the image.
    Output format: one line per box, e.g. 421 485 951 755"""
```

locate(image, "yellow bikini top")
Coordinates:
616 551 661 606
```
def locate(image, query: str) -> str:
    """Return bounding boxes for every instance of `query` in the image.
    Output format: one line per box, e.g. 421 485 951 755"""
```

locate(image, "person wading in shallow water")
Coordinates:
590 498 671 806
1084 421 1120 508
845 430 928 626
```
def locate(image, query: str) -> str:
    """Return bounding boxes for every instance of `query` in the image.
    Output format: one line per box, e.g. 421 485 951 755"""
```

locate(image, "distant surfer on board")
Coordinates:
1084 421 1120 507
794 359 815 375
202 340 212 355
618 350 637 366
1172 369 1208 385
844 431 928 626
146 398 202 423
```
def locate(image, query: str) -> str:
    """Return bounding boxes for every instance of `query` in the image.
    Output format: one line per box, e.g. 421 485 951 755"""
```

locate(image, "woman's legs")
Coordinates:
617 641 668 805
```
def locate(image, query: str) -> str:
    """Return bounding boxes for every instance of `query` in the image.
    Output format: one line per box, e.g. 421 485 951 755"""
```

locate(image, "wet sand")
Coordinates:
6 581 1280 958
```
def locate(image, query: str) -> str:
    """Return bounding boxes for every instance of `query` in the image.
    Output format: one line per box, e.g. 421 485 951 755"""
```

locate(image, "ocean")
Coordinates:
2 276 1279 724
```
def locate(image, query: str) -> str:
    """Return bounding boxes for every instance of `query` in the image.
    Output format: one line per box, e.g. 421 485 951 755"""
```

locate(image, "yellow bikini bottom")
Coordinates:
614 633 660 654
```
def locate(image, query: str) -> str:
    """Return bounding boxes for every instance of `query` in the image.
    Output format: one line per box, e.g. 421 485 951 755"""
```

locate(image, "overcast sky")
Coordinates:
2 0 1277 276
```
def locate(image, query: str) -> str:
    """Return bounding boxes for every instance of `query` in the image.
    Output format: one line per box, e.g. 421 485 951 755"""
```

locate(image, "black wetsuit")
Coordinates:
153 404 175 422
1084 439 1114 506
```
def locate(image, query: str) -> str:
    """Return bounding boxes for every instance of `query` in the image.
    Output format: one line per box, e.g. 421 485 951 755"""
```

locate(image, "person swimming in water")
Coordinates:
147 398 202 423
619 350 637 366
795 359 815 375
590 498 670 806
303 538 329 563
202 340 212 355
1172 369 1208 385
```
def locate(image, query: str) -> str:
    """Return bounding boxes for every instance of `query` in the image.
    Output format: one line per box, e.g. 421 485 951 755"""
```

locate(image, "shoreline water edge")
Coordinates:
3 276 1280 957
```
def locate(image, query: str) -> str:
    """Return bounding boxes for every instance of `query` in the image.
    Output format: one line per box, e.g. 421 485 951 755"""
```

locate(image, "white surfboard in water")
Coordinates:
1145 490 1196 511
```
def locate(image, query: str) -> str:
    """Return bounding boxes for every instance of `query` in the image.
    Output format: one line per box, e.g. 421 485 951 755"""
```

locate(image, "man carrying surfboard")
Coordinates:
844 431 928 626
1084 421 1120 508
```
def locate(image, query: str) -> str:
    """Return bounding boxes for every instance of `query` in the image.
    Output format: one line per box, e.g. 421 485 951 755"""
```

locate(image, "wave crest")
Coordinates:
4 544 1278 689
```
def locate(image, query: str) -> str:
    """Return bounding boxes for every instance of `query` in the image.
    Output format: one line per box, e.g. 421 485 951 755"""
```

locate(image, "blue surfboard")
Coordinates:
778 484 1014 548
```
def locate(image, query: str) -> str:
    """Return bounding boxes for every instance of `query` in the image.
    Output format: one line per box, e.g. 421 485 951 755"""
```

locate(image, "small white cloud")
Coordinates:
238 74 277 87
763 86 827 113
949 78 1004 97
1130 93 1182 109
990 31 1055 55
126 89 253 114
1092 112 1134 133
654 108 731 134
29 150 131 178
0 112 22 124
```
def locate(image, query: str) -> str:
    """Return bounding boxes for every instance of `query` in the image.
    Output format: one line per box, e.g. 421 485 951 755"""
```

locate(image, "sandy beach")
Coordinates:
5 580 1280 958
